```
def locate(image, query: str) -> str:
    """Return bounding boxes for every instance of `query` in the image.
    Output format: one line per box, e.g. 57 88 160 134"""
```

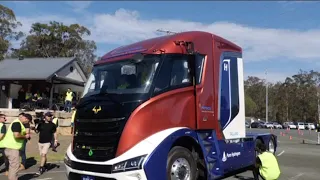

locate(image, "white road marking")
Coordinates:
277 150 285 156
288 173 305 180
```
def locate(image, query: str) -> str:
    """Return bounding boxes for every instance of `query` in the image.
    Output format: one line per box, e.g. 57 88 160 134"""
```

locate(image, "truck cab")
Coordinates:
65 31 277 180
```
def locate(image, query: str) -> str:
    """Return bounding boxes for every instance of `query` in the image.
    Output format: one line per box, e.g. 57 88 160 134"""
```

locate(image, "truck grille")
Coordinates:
72 117 126 161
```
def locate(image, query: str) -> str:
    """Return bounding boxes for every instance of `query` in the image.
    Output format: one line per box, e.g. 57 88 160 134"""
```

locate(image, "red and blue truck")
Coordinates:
64 31 277 180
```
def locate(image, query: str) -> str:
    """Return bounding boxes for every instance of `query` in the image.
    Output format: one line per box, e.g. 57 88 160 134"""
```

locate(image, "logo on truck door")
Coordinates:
222 151 241 162
92 106 102 114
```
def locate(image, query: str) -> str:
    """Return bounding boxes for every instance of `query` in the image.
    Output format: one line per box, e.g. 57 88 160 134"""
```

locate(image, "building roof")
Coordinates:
0 57 76 80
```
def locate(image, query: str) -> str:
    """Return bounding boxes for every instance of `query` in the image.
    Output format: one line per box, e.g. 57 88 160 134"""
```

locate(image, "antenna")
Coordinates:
156 29 177 35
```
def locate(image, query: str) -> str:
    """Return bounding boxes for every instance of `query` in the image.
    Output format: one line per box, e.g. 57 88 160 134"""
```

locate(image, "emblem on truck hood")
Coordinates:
88 149 93 156
92 106 102 114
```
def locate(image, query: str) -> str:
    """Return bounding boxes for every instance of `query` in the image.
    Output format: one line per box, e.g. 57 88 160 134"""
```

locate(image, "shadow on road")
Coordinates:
18 173 39 180
18 163 61 180
25 157 37 169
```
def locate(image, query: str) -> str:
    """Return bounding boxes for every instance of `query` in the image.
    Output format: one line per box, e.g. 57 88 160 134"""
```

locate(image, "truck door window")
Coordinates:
219 57 240 129
153 54 204 95
195 55 205 84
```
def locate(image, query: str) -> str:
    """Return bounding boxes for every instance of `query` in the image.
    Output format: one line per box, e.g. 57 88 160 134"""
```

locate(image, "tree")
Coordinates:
12 21 97 76
244 70 320 124
0 5 24 60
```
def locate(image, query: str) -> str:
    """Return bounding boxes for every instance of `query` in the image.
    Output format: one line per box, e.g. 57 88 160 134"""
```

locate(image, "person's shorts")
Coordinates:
38 143 51 155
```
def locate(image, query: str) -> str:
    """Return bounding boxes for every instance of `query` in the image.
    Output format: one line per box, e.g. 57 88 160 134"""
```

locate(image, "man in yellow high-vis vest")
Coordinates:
253 143 281 180
2 113 31 180
64 88 73 113
0 114 9 175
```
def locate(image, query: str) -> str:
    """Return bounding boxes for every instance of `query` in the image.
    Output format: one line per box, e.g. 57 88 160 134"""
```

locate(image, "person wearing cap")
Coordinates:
0 114 9 175
253 143 281 180
35 112 58 175
2 113 31 180
18 113 31 171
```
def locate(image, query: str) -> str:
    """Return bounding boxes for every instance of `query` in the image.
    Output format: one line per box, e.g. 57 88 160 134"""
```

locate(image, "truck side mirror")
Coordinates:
132 53 144 63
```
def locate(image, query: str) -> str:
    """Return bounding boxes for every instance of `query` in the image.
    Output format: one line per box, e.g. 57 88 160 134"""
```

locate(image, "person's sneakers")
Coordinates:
19 164 26 171
36 167 45 175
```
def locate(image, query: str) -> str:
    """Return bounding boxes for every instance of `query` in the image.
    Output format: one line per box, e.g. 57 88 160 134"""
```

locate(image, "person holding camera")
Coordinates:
34 112 58 175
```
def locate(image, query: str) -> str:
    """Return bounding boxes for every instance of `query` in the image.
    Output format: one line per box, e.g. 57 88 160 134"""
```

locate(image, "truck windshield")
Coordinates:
82 55 161 97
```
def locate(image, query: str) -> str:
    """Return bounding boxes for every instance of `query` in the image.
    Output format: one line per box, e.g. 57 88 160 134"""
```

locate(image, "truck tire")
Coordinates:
167 146 197 180
255 139 263 157
268 136 276 155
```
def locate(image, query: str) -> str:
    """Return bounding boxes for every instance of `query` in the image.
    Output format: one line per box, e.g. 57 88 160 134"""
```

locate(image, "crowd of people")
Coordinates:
17 83 76 112
0 111 59 180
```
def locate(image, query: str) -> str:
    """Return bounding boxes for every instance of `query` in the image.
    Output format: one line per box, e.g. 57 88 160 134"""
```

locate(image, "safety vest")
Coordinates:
25 92 32 100
52 117 58 125
258 152 281 180
0 123 5 148
0 119 26 150
71 110 76 123
66 92 73 101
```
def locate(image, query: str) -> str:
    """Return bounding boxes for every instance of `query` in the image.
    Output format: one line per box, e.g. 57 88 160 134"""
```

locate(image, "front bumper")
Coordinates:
66 165 147 180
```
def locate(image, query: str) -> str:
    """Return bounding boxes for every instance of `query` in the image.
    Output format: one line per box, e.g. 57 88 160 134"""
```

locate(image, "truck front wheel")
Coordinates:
167 146 197 180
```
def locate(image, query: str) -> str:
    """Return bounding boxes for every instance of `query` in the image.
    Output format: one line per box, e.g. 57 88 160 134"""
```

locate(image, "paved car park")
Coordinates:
1 128 319 180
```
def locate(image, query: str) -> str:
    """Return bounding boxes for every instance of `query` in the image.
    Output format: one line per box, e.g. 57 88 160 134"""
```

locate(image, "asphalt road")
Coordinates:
1 128 319 180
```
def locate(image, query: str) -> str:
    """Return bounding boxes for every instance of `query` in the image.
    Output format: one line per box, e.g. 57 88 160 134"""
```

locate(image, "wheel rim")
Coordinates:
170 158 191 180
269 139 275 153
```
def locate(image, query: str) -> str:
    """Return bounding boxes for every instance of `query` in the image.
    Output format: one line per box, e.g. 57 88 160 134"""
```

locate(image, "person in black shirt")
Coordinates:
0 114 8 174
35 112 57 175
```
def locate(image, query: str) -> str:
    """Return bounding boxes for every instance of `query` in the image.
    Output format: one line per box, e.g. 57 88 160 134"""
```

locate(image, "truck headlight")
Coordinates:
112 155 147 173
64 154 72 167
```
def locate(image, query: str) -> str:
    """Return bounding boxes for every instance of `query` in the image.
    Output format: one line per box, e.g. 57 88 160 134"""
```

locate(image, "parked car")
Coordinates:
295 122 305 130
272 122 283 129
251 121 264 128
265 122 274 129
305 123 315 130
283 122 297 129
245 122 250 128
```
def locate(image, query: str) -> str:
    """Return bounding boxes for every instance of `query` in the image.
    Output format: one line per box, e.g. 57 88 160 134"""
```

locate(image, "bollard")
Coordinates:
302 139 305 144
318 132 320 145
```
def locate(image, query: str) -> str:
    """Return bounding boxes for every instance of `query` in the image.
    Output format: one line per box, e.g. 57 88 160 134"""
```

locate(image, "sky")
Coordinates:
2 1 320 83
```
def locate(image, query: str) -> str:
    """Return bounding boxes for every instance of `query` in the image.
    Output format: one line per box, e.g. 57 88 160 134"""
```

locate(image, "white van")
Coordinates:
305 123 315 130
283 122 297 129
295 122 305 130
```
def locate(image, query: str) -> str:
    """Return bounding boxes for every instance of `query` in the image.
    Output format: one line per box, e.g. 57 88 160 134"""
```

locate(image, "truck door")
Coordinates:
219 53 245 140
